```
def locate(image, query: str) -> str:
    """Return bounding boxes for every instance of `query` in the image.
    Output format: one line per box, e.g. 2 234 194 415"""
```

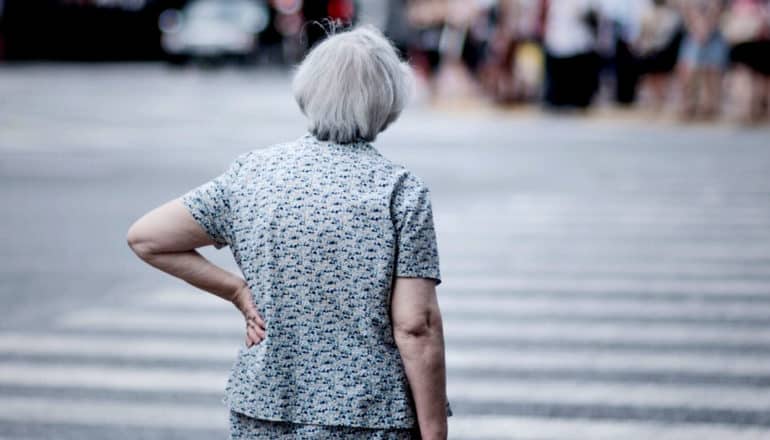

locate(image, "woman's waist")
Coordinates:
226 343 415 427
249 332 403 369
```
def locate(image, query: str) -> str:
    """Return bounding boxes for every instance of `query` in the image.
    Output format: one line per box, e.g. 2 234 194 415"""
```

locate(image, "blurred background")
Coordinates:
2 0 770 120
1 1 770 439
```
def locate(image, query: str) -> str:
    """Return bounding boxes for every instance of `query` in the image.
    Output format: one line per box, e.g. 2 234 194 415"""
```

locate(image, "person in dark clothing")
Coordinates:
724 0 770 122
543 0 601 109
384 0 411 59
634 0 683 110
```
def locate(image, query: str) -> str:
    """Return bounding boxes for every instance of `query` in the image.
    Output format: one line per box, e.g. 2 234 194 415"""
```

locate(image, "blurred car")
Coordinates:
160 0 269 64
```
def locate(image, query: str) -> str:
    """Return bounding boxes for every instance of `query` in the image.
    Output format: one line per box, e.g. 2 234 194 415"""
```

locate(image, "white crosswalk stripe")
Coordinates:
441 260 770 279
446 416 770 440
436 277 770 296
0 362 227 393
1 360 769 411
144 287 770 319
1 332 769 376
0 396 229 430
55 308 770 346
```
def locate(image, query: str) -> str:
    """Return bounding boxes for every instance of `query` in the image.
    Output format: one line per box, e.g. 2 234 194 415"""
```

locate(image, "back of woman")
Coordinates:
190 133 440 428
128 26 451 440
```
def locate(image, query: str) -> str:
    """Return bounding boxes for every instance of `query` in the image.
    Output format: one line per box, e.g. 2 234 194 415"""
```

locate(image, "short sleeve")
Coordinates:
180 156 244 249
391 173 442 286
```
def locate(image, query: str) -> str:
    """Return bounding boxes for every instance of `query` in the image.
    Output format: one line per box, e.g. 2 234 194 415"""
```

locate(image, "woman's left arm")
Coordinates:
127 198 266 347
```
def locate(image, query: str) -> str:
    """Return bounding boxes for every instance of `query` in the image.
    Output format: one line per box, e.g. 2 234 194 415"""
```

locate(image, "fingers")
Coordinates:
245 316 266 347
246 325 262 347
246 336 261 348
247 318 266 338
245 307 266 333
246 328 262 347
255 312 266 328
240 299 267 348
246 306 266 328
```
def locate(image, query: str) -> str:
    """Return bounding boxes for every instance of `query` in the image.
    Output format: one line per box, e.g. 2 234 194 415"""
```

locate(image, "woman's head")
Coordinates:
292 25 413 144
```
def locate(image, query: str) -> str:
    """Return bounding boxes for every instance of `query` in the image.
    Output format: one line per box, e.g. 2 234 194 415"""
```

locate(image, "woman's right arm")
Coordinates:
391 277 448 440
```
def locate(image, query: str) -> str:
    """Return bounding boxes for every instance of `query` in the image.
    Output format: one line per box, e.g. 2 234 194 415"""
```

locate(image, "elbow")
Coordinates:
126 222 156 261
394 309 444 342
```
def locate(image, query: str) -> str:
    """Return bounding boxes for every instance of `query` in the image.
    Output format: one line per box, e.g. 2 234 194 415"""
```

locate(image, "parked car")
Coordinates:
160 0 269 64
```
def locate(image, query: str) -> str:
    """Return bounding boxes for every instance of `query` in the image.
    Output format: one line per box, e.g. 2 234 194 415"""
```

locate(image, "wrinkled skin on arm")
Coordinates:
127 199 266 347
390 277 449 440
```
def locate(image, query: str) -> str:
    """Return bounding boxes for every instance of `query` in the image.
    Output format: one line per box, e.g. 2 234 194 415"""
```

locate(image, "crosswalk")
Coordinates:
2 276 770 439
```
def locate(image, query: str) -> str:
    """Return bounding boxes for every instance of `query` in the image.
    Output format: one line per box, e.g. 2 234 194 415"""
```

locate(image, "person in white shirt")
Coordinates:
543 0 602 108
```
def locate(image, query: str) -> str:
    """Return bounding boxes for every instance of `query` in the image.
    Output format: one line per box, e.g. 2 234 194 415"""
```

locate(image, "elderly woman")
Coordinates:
127 26 451 440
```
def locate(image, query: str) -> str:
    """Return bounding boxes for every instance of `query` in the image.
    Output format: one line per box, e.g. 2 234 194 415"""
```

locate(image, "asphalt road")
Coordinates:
1 63 770 439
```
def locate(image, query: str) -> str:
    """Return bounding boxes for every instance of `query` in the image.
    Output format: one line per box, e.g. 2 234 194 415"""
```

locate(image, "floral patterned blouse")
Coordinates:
181 133 451 429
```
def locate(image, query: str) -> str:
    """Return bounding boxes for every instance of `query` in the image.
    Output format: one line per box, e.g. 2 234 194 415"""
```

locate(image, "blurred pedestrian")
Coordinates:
481 0 546 103
723 0 770 123
600 0 647 105
127 26 451 439
458 0 494 78
543 0 602 109
407 0 448 95
0 0 5 60
634 0 683 111
258 1 286 64
384 0 412 58
676 0 728 120
434 0 489 99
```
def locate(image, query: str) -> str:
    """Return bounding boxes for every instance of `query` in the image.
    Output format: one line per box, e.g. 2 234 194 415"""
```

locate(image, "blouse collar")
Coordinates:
301 132 373 149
